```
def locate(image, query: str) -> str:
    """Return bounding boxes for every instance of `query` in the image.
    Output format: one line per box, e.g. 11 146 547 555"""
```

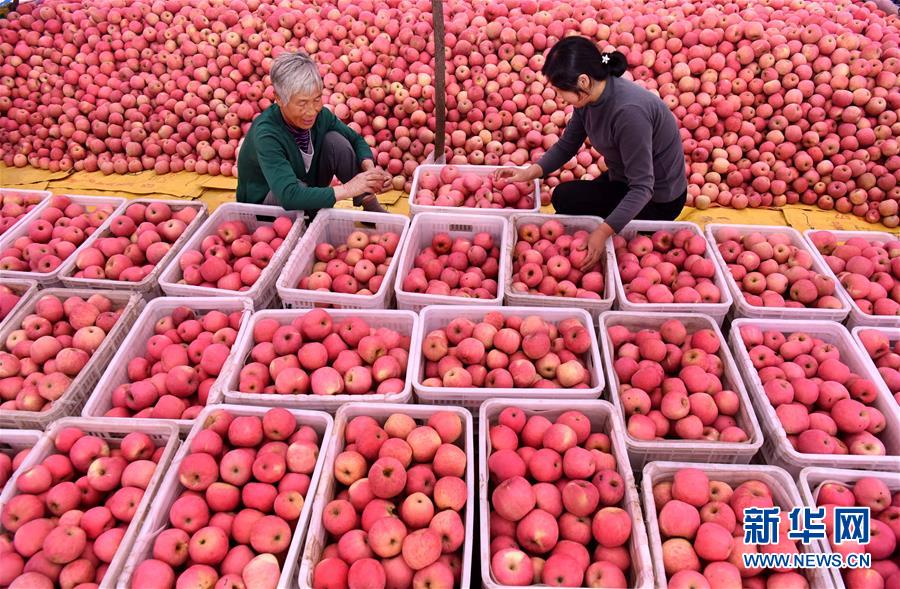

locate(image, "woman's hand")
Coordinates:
361 160 393 191
335 170 386 201
493 164 543 184
581 224 615 272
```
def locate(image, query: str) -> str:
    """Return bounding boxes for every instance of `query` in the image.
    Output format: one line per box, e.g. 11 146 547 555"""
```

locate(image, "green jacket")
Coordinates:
236 104 373 210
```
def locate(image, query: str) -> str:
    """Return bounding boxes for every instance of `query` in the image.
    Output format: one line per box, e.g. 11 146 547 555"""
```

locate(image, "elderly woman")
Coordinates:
237 51 390 213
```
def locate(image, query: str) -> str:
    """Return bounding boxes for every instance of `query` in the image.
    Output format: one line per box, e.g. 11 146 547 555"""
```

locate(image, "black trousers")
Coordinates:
551 173 687 223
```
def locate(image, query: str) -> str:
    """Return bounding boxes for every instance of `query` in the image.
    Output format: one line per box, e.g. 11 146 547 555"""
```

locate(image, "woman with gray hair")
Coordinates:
237 51 391 213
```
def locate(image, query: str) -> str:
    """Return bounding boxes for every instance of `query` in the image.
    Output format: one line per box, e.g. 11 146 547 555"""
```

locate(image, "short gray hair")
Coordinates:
270 51 323 102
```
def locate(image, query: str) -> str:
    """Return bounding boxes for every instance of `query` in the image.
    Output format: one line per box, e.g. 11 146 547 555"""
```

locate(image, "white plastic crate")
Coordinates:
393 212 510 312
216 308 420 413
298 402 474 589
850 325 900 400
802 229 900 330
641 461 830 589
277 208 410 310
58 198 208 299
729 318 900 476
0 194 128 286
478 399 653 589
611 220 734 326
0 428 42 492
0 277 38 332
82 297 254 431
0 188 51 237
414 305 605 410
598 311 764 469
504 213 616 320
705 223 852 323
408 163 541 218
0 417 180 589
0 288 144 430
798 467 900 589
120 404 333 589
157 202 304 307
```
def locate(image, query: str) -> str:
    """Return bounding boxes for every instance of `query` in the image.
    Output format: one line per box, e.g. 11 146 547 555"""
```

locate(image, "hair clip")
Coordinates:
601 53 610 64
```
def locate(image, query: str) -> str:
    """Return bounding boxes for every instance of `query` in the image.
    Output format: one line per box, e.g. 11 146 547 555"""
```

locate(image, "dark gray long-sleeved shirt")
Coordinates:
538 76 687 232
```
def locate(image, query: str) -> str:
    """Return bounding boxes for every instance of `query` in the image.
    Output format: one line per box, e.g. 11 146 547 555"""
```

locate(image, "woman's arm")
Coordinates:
319 108 375 164
535 108 587 177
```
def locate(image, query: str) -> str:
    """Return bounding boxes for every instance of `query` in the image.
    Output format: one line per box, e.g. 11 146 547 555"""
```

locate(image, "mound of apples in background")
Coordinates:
69 202 198 282
420 313 593 389
414 167 535 209
608 319 750 443
102 306 244 420
0 196 117 274
0 294 123 413
0 428 167 588
811 477 899 588
486 407 634 587
651 468 812 589
299 229 401 295
0 192 45 236
129 408 322 589
739 325 891 456
615 229 722 305
312 411 468 588
173 217 293 291
714 228 842 310
401 232 501 299
510 219 606 299
808 232 900 316
238 309 409 397
856 329 900 404
0 444 30 491
0 284 24 322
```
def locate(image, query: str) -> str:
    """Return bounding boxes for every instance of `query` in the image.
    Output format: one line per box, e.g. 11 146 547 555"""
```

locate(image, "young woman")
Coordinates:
495 36 688 271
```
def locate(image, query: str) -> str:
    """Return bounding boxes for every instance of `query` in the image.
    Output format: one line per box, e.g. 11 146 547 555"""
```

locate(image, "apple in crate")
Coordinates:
857 328 900 404
0 191 45 235
415 166 534 209
401 231 501 300
0 284 24 322
297 229 401 296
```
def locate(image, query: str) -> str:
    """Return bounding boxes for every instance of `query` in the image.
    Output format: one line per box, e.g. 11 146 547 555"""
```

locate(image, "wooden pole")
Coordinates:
430 0 446 164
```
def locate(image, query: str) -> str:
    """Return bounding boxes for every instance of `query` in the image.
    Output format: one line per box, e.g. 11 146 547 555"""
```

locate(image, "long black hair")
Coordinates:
542 36 627 94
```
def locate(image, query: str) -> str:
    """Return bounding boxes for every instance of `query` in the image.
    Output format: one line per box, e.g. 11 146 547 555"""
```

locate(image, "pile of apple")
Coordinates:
651 468 813 589
312 410 467 588
420 312 594 389
608 319 750 443
856 328 900 404
101 306 244 421
812 476 899 588
68 201 199 283
172 216 294 291
0 427 168 588
486 406 634 587
297 229 402 296
400 231 500 300
0 196 118 274
0 284 25 323
0 293 123 413
510 218 606 299
129 408 322 589
614 229 723 305
237 309 409 396
0 191 45 236
808 231 900 316
414 167 535 209
0 442 30 491
714 227 844 310
739 325 892 456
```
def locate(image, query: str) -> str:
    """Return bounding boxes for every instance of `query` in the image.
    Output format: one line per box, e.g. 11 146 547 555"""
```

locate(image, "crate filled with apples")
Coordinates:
804 229 900 328
706 224 852 323
121 405 332 589
798 467 900 589
410 164 539 216
598 312 763 468
642 462 829 589
852 326 900 405
0 188 50 236
0 429 42 492
414 305 604 409
0 194 125 284
217 308 418 413
506 214 615 319
0 288 144 430
610 221 732 325
729 318 900 475
0 278 37 327
277 209 410 311
479 399 652 589
58 199 207 294
82 298 253 430
0 417 180 589
299 403 473 589
394 212 509 312
158 203 304 305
